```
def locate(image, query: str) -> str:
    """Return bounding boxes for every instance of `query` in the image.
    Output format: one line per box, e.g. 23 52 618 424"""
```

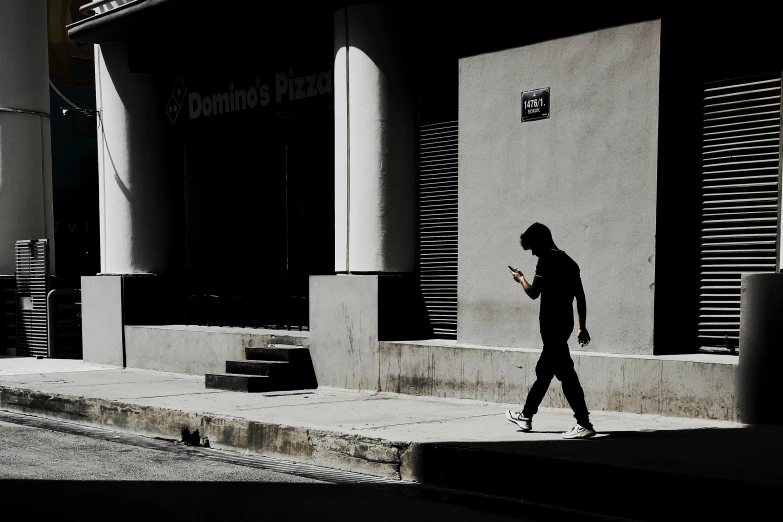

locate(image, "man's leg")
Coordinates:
521 353 556 420
553 353 591 428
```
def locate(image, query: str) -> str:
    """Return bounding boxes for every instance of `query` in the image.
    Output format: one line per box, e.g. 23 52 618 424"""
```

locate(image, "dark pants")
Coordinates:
522 328 591 427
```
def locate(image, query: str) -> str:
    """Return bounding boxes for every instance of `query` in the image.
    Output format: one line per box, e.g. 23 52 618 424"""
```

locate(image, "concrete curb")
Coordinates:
2 384 781 520
0 386 409 480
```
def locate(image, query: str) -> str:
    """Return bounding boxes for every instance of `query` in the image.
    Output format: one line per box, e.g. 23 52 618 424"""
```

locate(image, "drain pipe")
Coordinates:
47 289 81 358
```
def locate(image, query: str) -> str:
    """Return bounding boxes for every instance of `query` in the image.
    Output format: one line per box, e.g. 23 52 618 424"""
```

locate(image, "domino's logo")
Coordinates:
166 78 187 123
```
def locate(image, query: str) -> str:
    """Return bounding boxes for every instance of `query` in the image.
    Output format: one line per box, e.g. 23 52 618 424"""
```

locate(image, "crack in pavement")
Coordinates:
114 391 228 400
358 413 501 431
229 398 371 412
0 378 194 388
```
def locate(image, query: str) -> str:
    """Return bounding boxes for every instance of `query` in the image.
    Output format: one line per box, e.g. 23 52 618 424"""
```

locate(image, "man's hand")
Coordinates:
577 327 591 347
511 266 540 299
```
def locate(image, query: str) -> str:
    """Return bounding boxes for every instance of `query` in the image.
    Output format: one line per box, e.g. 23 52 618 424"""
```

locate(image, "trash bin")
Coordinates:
738 272 783 424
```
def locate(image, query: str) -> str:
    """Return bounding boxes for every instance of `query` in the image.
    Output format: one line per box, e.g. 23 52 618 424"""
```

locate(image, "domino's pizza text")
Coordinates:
187 69 332 120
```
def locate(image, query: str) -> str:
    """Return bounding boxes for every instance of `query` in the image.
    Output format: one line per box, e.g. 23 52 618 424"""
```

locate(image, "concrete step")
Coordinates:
225 360 289 376
210 345 319 391
205 373 277 393
265 335 306 347
205 371 316 393
245 345 309 362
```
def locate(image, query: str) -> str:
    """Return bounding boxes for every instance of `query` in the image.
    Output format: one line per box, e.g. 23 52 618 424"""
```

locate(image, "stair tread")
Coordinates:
227 360 288 364
206 373 270 379
249 344 307 349
205 372 283 393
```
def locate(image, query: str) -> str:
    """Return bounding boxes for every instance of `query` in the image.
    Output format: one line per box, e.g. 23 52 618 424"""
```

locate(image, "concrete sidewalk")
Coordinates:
1 355 780 520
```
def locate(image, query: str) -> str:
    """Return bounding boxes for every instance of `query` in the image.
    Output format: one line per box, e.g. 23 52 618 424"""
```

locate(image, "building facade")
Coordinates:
3 1 781 421
1 0 98 357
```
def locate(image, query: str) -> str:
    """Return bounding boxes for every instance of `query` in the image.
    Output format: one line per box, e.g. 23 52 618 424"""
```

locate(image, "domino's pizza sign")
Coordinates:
165 69 332 124
166 78 187 123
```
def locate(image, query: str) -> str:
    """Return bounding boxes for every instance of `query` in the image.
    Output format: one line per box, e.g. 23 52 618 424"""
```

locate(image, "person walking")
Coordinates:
505 222 596 439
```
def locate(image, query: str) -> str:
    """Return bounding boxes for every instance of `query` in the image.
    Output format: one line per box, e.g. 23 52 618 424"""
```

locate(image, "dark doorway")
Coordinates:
182 100 334 329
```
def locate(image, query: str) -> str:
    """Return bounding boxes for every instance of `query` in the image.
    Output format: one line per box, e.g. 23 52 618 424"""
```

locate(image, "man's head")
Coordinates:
520 222 556 257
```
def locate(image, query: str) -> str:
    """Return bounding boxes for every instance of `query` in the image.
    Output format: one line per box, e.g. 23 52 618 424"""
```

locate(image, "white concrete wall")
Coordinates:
738 273 783 423
334 4 416 273
380 341 739 421
309 275 379 390
124 326 309 376
458 20 662 355
81 275 124 367
0 1 54 275
94 43 173 275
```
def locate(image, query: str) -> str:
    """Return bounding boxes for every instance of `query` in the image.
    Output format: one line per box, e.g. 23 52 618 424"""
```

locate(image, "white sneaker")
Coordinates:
505 410 532 431
562 423 596 439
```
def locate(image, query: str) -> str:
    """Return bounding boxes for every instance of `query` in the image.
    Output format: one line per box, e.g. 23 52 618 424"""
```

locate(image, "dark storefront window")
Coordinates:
177 70 334 330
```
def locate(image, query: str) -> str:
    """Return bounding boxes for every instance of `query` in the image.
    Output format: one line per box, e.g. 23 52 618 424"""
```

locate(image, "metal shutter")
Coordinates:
419 121 458 339
70 56 95 84
699 73 781 352
15 240 50 357
73 112 97 136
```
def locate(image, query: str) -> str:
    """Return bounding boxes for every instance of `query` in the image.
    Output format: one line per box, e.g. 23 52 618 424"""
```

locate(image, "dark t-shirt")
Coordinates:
534 249 581 333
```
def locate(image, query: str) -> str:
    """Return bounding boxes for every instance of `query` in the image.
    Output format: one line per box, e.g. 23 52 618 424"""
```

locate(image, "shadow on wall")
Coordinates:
406 425 782 520
99 43 175 275
121 275 185 326
379 274 433 341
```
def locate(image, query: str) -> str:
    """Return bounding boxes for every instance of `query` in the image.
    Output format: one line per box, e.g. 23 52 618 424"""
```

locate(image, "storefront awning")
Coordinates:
67 0 354 46
66 0 173 44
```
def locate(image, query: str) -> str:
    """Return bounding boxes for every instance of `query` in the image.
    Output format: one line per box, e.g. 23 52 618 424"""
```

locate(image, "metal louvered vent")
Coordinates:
699 74 781 352
419 121 458 339
70 56 95 83
15 240 50 357
73 112 97 136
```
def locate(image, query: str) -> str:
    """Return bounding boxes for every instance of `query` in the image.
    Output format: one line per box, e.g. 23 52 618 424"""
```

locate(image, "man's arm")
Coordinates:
575 277 591 346
511 268 541 300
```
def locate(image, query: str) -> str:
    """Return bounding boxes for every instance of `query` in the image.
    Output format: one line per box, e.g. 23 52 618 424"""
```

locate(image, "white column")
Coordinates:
0 0 54 275
94 43 173 274
334 4 416 273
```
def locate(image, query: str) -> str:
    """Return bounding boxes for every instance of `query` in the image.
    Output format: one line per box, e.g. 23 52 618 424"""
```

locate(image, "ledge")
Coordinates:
126 324 310 338
381 339 738 365
379 339 739 421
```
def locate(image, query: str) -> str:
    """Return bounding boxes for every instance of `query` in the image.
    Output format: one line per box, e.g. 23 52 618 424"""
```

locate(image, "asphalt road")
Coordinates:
0 414 570 522
0 419 323 482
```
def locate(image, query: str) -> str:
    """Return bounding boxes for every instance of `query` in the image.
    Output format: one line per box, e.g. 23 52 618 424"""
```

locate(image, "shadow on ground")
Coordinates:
0 480 605 522
406 425 783 521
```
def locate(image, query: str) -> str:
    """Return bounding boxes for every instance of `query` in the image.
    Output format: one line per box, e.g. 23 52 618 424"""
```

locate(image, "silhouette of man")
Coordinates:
505 222 596 439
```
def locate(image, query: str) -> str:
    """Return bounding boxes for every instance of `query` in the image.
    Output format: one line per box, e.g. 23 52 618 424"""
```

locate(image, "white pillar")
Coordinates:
0 0 54 275
94 43 173 274
334 4 416 273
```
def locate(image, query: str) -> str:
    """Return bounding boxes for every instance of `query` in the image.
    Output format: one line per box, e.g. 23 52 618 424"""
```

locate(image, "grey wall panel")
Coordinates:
81 275 123 367
458 20 661 355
